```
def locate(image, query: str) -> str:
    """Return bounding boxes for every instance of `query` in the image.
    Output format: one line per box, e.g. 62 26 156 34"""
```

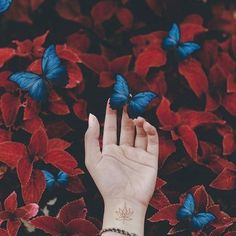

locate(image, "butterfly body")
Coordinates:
0 0 13 13
9 45 67 101
110 74 156 118
163 23 200 60
177 193 215 230
42 170 69 191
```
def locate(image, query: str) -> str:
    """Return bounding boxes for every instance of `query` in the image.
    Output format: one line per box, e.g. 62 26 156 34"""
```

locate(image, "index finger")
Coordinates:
103 99 117 147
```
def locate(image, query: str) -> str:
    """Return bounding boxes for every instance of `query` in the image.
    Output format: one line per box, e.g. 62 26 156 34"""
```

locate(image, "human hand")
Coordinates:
85 100 159 235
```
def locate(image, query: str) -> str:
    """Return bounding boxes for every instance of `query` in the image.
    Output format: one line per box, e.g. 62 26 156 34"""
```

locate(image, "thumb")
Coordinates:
85 113 102 169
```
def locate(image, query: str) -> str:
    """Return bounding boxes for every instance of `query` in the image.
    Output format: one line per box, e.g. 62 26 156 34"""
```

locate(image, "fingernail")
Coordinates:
88 113 94 127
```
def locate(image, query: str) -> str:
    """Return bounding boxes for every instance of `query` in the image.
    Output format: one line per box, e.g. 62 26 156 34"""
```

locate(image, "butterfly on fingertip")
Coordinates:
42 170 69 191
0 0 13 13
177 193 216 230
9 45 67 101
109 74 156 119
163 23 200 60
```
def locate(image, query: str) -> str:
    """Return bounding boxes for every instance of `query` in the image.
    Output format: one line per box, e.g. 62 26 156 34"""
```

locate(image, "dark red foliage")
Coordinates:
31 198 99 236
0 191 38 236
0 0 235 235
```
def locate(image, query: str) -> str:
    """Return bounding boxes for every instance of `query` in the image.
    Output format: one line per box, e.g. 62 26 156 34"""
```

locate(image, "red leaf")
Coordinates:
66 175 86 193
116 8 133 27
147 71 167 96
73 99 88 121
56 44 81 63
180 23 207 42
227 73 236 93
28 128 48 157
20 118 44 134
0 142 27 167
91 0 117 25
44 150 79 176
0 71 17 92
66 218 99 235
150 189 170 210
58 198 87 224
0 48 16 68
31 216 65 235
13 39 32 57
18 203 39 220
7 219 21 236
210 169 236 190
179 58 208 97
45 121 72 138
0 228 8 236
177 125 198 161
30 0 45 11
159 136 176 167
48 90 70 115
0 129 12 143
32 30 49 57
48 139 71 152
79 53 109 74
130 31 166 56
135 48 166 77
5 0 32 24
23 96 41 120
193 185 210 211
110 55 132 74
17 157 33 186
156 96 180 130
146 0 162 16
183 14 204 25
222 93 236 116
178 109 226 129
66 62 83 89
22 169 46 204
1 93 20 127
148 204 181 225
56 0 91 26
4 192 17 212
67 32 90 53
222 133 236 156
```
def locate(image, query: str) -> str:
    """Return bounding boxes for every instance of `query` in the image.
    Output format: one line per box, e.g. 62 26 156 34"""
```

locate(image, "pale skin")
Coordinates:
85 100 159 236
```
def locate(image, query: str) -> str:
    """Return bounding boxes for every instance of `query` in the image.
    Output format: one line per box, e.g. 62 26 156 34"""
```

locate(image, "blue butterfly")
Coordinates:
163 23 200 60
177 193 216 230
0 0 13 13
110 74 156 118
9 45 67 101
42 170 69 191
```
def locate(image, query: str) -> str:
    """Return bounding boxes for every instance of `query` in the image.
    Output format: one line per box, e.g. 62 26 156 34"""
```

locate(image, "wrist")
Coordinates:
102 198 147 236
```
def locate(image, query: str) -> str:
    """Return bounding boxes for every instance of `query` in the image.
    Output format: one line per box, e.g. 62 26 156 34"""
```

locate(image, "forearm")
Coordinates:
101 198 147 236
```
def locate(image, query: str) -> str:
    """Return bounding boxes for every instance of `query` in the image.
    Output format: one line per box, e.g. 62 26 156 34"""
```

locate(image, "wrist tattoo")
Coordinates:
115 202 134 223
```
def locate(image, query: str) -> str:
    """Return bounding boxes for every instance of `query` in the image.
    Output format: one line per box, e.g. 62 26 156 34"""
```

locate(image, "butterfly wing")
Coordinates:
0 0 12 13
163 23 180 49
9 72 47 101
110 74 130 109
42 45 67 86
57 171 69 187
42 170 56 190
177 42 200 60
128 92 156 118
191 212 215 230
177 193 195 220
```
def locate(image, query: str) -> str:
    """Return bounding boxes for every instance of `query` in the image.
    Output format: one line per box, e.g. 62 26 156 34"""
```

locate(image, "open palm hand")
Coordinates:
85 100 159 207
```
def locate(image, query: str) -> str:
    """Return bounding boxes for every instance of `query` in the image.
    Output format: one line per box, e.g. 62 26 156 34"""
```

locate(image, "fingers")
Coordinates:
85 114 102 167
103 100 117 146
133 117 147 150
120 106 135 146
143 121 159 156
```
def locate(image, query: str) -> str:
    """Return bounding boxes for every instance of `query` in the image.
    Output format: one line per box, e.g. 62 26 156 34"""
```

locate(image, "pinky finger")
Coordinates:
143 121 159 156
